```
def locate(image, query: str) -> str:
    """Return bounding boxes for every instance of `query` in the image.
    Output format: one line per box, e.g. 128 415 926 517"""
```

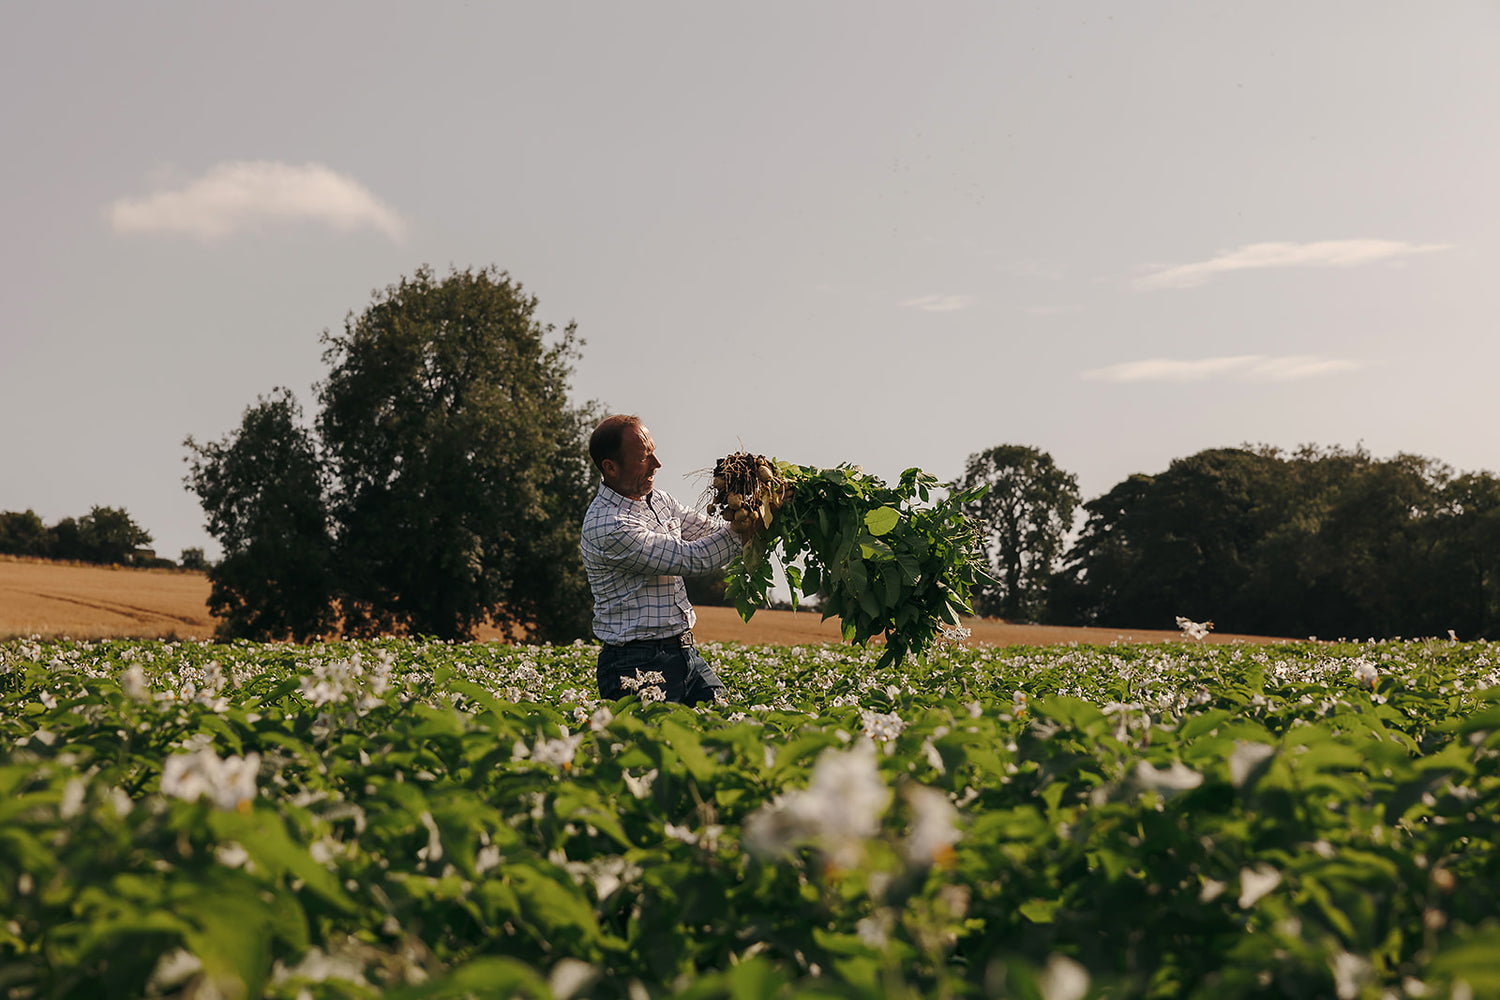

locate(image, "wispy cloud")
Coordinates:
900 294 975 312
1081 354 1367 383
1134 240 1450 290
110 161 405 241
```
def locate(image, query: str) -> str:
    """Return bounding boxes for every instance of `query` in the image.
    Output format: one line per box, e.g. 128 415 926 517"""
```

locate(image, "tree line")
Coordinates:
0 506 200 568
958 443 1500 641
177 264 1498 644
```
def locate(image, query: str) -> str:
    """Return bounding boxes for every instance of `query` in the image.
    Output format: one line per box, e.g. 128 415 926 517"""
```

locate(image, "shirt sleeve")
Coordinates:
585 512 741 578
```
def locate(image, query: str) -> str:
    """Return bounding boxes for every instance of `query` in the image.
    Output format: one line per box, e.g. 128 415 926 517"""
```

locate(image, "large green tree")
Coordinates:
953 444 1079 621
316 265 595 642
184 389 336 641
1053 445 1500 639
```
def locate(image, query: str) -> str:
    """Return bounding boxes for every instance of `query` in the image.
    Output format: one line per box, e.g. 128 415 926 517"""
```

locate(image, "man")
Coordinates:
581 414 750 705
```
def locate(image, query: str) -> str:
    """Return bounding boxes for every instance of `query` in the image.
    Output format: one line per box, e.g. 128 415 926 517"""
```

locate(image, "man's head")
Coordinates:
590 414 661 500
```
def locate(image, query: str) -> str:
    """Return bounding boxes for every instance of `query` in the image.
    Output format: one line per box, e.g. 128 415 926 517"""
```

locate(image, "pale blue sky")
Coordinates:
3 3 1496 561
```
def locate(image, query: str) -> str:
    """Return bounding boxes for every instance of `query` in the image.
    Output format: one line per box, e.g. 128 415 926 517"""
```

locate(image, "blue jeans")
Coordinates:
597 639 725 706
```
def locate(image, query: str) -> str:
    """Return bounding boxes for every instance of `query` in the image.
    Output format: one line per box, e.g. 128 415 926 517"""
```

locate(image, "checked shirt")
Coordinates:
581 484 741 645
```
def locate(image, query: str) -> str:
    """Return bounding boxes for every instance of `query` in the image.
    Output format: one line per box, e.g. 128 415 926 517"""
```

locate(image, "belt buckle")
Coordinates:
678 631 695 649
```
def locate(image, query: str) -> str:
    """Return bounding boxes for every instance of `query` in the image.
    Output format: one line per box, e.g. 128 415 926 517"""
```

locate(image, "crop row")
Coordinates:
2 636 1499 999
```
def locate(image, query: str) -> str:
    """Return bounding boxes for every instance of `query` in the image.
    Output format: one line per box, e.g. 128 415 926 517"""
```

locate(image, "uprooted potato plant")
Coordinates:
706 452 989 669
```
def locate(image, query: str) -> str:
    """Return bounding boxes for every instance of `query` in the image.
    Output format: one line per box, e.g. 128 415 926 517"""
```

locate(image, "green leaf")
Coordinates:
180 882 281 997
225 811 357 913
660 719 715 783
1019 898 1061 923
446 677 510 720
506 860 605 949
1034 694 1106 732
864 506 900 536
882 569 903 610
858 535 896 561
1178 709 1234 739
1429 927 1500 990
783 563 803 604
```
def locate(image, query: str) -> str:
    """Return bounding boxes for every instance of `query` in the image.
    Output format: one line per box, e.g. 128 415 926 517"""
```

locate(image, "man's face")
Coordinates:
606 424 661 499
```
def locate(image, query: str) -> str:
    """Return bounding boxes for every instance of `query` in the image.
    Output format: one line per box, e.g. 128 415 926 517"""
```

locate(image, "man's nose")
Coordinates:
650 455 661 470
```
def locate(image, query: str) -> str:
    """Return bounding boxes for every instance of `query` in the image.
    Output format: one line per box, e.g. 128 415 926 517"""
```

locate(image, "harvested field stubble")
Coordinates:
0 557 216 640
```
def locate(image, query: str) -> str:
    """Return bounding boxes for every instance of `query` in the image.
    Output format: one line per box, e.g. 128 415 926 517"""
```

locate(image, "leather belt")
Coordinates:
610 632 694 650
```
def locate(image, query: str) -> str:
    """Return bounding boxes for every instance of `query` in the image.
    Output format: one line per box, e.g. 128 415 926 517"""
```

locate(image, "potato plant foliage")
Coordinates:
4 636 1500 999
717 457 988 669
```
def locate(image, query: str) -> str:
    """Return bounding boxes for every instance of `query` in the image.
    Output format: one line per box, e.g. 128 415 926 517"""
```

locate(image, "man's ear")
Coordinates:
599 459 617 483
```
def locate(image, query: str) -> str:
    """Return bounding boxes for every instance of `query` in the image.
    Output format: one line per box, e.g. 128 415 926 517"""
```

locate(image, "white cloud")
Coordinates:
1134 239 1450 290
1080 354 1366 383
900 294 975 312
109 161 405 241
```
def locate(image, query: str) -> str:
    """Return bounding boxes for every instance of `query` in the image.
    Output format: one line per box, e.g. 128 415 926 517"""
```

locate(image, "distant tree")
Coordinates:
47 516 85 562
1047 473 1156 628
184 389 336 641
179 547 209 571
316 265 596 641
953 445 1080 621
0 509 49 557
75 506 153 564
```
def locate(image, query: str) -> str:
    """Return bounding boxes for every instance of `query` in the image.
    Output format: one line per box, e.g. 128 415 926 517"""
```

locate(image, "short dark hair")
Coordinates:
589 414 642 472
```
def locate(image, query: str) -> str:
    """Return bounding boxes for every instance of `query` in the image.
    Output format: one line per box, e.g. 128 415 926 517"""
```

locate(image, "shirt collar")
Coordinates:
598 482 652 506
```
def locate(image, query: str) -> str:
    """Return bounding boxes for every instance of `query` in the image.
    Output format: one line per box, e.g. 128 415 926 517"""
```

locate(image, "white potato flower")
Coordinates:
60 777 87 820
120 664 149 701
1228 741 1276 788
1175 616 1214 641
1038 954 1090 1000
743 740 891 869
619 669 666 693
901 784 961 866
860 709 905 743
531 732 586 770
1238 863 1281 908
1331 950 1372 1000
1131 759 1204 795
160 747 260 812
416 810 443 863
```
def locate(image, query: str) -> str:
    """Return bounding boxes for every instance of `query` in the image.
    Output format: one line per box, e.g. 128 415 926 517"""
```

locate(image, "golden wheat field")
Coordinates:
0 556 1286 646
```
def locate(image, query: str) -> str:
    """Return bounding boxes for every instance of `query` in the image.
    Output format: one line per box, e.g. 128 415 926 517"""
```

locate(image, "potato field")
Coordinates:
2 635 1499 999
